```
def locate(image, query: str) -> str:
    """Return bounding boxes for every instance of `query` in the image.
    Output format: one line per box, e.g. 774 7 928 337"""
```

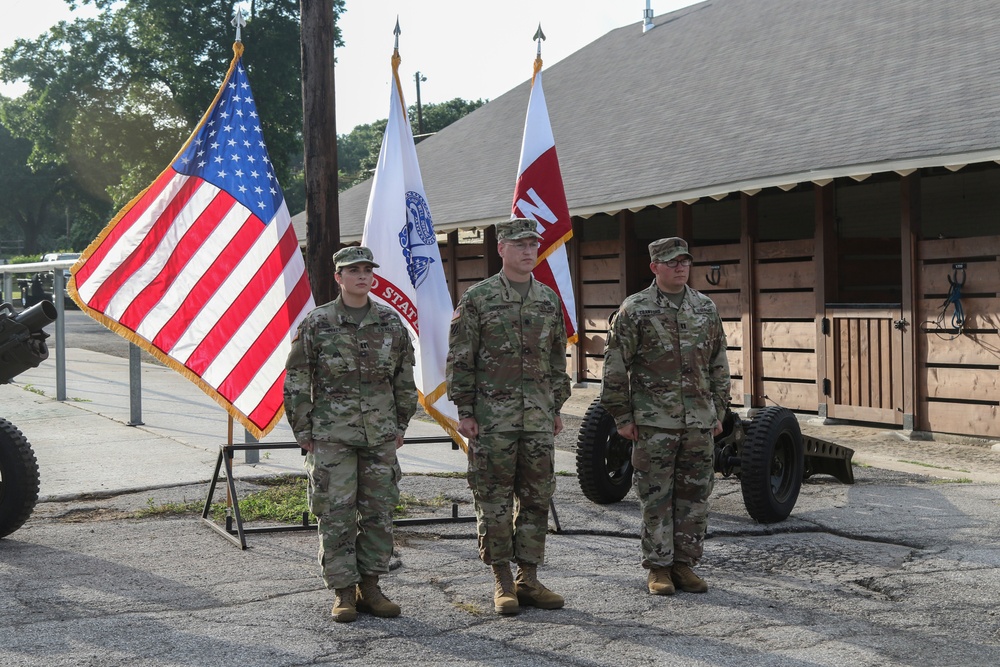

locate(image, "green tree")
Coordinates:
337 97 485 190
0 0 342 245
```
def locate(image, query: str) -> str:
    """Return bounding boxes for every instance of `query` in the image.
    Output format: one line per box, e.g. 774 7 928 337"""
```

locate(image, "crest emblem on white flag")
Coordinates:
362 48 465 449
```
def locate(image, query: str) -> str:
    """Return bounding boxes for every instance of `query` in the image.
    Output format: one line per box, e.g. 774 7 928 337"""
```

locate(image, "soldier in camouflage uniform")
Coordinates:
600 237 730 596
446 218 572 615
284 246 417 623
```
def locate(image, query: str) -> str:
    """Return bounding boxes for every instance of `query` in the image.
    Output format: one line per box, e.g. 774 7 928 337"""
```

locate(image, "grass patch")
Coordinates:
899 459 970 474
135 474 458 524
22 384 45 396
453 601 484 616
409 471 466 479
231 476 312 523
930 477 973 484
133 498 204 518
395 492 449 518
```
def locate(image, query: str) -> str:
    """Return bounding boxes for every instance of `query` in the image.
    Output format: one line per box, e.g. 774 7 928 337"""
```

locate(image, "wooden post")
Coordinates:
300 0 338 304
677 202 693 243
484 226 502 276
444 231 459 304
814 182 837 417
620 210 640 296
740 193 760 408
570 218 585 383
900 173 920 431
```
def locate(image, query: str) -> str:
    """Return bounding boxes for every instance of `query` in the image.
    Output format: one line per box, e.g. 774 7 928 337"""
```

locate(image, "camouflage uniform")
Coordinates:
601 238 730 571
284 256 416 590
446 260 571 567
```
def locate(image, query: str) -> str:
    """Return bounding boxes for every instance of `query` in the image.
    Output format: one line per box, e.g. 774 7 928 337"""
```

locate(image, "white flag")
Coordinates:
513 57 578 343
362 49 465 449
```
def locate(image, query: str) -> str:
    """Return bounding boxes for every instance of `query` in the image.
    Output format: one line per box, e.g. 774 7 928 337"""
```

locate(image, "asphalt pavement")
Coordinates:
2 345 1000 666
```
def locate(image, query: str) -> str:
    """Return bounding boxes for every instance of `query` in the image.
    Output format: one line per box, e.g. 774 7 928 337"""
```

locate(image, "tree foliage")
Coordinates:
337 97 486 191
0 0 344 253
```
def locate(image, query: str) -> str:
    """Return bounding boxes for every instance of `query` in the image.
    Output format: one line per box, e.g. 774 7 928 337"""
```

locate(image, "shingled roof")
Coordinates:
299 0 1000 242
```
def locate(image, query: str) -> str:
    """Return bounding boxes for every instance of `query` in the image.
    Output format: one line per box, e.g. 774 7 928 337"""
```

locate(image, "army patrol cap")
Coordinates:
496 218 543 241
649 237 692 263
333 246 380 270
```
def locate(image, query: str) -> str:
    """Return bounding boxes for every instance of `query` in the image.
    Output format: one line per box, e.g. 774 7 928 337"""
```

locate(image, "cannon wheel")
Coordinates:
0 418 40 538
576 398 634 504
739 406 804 523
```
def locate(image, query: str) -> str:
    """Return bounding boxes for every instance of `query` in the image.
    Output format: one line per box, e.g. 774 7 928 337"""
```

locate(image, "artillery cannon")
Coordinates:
0 300 57 538
575 398 856 523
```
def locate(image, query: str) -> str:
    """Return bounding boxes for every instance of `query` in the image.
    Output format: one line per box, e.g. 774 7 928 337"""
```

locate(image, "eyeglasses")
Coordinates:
504 240 540 251
658 258 692 268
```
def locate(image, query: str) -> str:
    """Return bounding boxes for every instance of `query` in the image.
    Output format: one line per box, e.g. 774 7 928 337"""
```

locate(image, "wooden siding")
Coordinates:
754 239 818 412
578 239 623 382
916 235 1000 437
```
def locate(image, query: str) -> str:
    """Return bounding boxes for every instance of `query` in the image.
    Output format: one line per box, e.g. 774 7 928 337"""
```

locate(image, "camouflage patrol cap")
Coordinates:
649 237 692 263
496 218 543 241
333 246 379 270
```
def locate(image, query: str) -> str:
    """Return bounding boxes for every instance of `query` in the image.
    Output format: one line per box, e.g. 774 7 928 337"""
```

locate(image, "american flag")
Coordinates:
69 45 314 438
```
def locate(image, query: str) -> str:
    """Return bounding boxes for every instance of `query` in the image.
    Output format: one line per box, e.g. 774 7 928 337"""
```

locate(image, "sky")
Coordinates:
0 0 700 134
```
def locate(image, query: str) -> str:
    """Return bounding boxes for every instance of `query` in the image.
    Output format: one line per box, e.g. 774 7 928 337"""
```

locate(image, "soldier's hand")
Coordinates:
300 440 314 452
711 419 723 437
395 434 405 449
458 417 479 439
554 414 564 437
617 423 639 441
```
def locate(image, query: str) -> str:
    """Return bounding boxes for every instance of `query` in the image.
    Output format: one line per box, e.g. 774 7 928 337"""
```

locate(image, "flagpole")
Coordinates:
532 23 546 84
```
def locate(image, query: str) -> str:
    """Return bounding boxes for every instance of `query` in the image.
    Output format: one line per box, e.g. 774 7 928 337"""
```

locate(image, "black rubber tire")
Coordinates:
739 406 804 524
0 418 40 539
576 397 634 504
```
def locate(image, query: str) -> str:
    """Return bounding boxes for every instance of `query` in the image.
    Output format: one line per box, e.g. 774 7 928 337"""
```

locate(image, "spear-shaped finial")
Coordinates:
534 23 546 58
394 16 401 51
232 3 247 42
531 23 546 83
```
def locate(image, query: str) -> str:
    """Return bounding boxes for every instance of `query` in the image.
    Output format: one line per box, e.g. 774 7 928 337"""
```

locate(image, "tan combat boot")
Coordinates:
647 566 676 595
671 562 709 593
492 563 520 615
331 586 358 622
356 574 401 617
515 562 565 609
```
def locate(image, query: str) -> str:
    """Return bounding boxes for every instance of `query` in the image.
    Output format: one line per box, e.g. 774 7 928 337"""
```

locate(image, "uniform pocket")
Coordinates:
307 466 332 515
631 445 652 473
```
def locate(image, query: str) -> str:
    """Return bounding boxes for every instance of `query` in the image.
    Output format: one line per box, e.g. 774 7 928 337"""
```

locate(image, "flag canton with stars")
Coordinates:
172 59 283 223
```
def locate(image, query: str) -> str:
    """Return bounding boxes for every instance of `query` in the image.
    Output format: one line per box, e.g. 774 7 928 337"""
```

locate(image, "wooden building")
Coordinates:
297 0 1000 438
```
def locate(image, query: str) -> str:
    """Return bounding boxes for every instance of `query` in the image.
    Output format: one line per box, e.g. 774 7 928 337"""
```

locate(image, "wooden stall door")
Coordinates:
824 306 904 425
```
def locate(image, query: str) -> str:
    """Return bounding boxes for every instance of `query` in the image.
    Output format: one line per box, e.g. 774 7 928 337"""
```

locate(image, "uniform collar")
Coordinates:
332 295 376 326
648 280 688 308
498 271 536 302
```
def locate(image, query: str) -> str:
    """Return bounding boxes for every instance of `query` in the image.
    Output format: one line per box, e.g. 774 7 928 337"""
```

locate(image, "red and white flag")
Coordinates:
361 44 465 449
512 48 578 344
69 43 314 438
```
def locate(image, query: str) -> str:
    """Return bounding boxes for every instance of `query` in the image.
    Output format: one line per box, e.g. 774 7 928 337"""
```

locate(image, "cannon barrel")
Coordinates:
14 299 58 332
0 300 58 384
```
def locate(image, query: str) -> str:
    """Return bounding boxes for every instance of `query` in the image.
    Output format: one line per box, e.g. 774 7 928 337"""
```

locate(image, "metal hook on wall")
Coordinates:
706 264 721 286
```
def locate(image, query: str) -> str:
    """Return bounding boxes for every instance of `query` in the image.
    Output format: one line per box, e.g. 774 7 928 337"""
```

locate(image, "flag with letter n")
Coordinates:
69 42 314 438
361 41 465 450
512 41 578 344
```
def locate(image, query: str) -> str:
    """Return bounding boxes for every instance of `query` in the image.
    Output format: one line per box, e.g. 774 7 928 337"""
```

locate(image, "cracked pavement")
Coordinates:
2 461 999 666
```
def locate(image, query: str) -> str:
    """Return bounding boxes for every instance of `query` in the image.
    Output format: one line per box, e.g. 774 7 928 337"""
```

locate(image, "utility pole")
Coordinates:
300 0 339 303
414 71 427 137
